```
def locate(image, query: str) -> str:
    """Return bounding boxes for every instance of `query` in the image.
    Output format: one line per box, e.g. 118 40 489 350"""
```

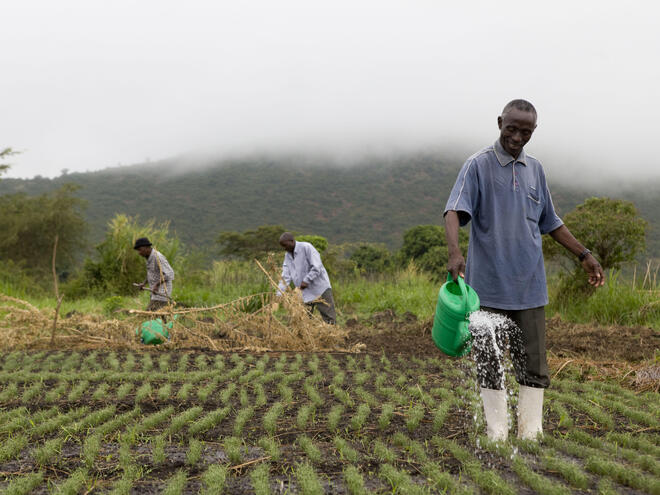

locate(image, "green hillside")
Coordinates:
1 153 658 256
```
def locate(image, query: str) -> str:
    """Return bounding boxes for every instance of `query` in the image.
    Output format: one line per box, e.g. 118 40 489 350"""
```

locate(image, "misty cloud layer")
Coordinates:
1 0 659 181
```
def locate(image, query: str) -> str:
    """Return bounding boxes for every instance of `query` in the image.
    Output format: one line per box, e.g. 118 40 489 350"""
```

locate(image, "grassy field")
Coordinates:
1 350 659 494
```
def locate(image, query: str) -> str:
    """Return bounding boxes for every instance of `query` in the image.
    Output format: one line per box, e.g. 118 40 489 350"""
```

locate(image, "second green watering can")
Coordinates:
432 273 480 357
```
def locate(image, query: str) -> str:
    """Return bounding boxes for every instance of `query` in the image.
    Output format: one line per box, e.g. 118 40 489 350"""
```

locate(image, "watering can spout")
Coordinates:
431 273 480 357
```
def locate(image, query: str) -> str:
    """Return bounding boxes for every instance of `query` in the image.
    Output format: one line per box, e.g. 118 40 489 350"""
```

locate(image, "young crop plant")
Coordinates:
189 406 231 436
308 355 319 373
333 436 359 463
186 437 203 466
585 455 659 493
106 352 120 370
174 352 190 373
0 433 28 462
377 403 395 430
350 403 371 431
45 382 66 403
303 380 323 407
297 435 322 463
326 404 345 431
167 406 204 435
239 368 264 385
353 371 370 386
263 402 284 435
250 462 271 495
220 382 237 404
274 353 287 371
95 407 141 437
130 405 175 437
372 439 396 463
546 389 614 430
122 352 136 371
540 451 590 490
254 383 267 408
61 352 80 372
3 471 44 495
329 384 353 407
289 353 303 372
295 462 324 495
33 406 89 436
212 353 225 371
332 371 346 387
432 399 455 432
151 434 167 465
162 469 187 495
240 386 250 406
354 387 378 408
194 353 209 370
115 382 133 400
83 351 100 370
432 436 516 495
392 432 429 463
224 436 244 464
364 354 374 370
141 353 154 370
0 381 18 401
379 463 425 495
51 467 89 495
296 403 315 429
201 464 228 495
197 378 219 402
92 382 110 401
176 382 193 400
233 406 255 436
405 403 426 432
258 436 281 461
422 463 473 495
70 404 117 434
81 434 101 469
158 383 173 400
135 382 153 402
606 431 660 458
277 382 294 404
21 381 43 403
343 465 367 495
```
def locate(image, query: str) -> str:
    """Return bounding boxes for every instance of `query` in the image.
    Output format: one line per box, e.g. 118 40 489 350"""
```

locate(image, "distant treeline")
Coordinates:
1 153 658 257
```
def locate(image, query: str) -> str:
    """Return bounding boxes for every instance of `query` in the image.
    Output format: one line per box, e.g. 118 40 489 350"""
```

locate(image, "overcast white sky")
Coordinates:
1 0 659 180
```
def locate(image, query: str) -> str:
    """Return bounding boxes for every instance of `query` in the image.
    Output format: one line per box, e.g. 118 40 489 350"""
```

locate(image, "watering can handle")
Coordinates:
446 272 469 314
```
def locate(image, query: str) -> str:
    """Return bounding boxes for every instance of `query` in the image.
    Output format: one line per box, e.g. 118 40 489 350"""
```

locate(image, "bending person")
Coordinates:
134 237 175 315
277 232 336 325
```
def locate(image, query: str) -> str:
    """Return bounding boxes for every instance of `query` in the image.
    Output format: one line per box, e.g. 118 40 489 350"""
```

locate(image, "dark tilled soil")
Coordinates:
345 311 659 362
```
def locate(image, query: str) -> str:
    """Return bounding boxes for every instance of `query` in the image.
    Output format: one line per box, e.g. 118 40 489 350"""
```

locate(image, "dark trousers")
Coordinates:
306 288 336 325
475 306 549 390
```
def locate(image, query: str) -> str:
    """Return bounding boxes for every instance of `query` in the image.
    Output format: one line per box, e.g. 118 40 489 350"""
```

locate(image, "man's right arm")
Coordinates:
445 211 465 281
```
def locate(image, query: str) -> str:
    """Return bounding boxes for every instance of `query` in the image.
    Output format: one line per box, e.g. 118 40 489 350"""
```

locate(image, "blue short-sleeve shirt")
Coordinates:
444 140 564 310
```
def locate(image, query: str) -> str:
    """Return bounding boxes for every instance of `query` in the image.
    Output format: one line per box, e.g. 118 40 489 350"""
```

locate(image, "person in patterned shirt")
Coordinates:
133 237 174 313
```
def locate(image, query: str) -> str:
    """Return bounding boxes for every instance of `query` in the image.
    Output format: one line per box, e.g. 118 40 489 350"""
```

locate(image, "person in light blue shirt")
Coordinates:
444 99 604 442
277 232 336 324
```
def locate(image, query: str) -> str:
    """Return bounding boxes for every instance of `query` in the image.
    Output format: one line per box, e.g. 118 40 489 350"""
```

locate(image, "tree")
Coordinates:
0 147 18 178
543 197 647 272
74 214 180 295
0 184 87 277
296 235 328 253
350 243 392 274
543 197 647 296
398 225 469 280
217 225 287 260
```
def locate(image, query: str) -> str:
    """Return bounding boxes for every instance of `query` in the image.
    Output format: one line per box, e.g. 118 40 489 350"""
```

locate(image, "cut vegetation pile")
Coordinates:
0 351 658 494
0 261 356 353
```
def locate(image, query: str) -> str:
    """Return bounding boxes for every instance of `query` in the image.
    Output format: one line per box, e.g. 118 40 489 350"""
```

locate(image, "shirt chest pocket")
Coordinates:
525 186 543 222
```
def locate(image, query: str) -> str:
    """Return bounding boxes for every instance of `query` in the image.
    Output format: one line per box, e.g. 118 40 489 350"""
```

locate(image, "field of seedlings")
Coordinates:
1 349 658 494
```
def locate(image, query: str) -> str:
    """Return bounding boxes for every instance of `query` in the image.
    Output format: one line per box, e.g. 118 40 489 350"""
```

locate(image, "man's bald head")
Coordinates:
279 232 295 253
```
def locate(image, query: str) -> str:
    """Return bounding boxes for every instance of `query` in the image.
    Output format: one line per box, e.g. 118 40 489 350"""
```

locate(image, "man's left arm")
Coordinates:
301 245 323 289
548 225 604 286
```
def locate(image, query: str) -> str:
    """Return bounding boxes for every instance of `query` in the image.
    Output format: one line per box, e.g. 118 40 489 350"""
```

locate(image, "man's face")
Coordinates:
497 108 537 158
280 239 295 253
137 246 151 258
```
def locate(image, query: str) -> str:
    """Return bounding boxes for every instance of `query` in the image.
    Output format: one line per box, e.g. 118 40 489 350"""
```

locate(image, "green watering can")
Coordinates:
136 318 172 345
432 273 480 357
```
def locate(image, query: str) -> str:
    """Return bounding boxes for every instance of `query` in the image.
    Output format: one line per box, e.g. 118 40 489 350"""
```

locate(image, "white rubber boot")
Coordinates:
517 385 544 440
480 387 508 442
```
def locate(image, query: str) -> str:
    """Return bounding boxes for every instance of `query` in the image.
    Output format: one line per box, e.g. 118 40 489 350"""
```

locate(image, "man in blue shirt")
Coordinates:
444 99 604 441
277 232 336 324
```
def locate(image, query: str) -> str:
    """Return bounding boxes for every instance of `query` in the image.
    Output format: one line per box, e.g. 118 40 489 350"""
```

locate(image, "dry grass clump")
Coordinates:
0 259 361 353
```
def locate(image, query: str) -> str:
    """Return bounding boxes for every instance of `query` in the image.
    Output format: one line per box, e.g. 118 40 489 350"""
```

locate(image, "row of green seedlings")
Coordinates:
552 378 659 430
